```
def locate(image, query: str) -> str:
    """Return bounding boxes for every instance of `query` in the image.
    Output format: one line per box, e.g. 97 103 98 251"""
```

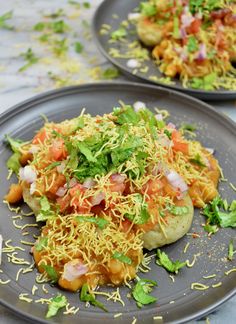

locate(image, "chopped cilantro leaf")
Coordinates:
164 129 172 139
52 38 68 57
35 237 48 252
80 284 107 311
7 152 21 174
19 48 39 72
42 264 58 283
102 67 120 79
189 153 206 167
132 279 157 308
180 123 196 132
5 135 25 152
36 196 55 222
140 2 157 17
187 36 199 52
75 216 108 229
46 294 67 318
111 27 127 40
204 224 218 234
112 251 132 265
168 205 189 215
189 0 204 13
0 11 14 30
156 249 186 273
77 141 97 162
44 9 65 19
75 41 84 54
34 22 46 31
191 73 216 90
45 161 61 171
173 16 180 39
51 20 69 33
113 105 140 125
5 135 25 173
125 194 150 224
83 2 90 8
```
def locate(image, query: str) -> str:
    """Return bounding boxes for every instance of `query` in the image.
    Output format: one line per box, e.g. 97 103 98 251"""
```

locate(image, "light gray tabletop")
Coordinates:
0 1 235 323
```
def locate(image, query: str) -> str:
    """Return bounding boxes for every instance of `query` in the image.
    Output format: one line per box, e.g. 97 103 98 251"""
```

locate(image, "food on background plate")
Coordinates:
5 102 220 292
136 0 236 90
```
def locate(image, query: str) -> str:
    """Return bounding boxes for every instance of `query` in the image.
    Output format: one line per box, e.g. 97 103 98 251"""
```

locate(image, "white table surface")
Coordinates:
0 1 236 323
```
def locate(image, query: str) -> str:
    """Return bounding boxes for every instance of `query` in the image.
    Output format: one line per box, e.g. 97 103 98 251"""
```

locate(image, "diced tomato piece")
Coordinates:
171 129 182 142
142 179 163 195
71 197 91 213
188 19 201 34
48 174 66 195
91 203 104 215
57 195 71 213
49 139 67 161
172 141 189 154
32 129 48 144
121 219 132 232
171 130 189 154
69 184 85 196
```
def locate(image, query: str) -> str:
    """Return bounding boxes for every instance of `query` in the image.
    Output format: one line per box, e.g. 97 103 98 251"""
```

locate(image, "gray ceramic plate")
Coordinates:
93 0 236 100
0 82 235 324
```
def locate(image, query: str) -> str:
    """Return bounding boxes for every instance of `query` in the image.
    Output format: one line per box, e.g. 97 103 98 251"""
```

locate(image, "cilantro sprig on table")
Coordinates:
0 11 14 30
19 48 39 72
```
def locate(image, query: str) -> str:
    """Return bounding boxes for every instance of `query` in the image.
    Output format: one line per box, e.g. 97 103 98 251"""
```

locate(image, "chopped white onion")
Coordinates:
28 145 39 154
157 135 172 148
128 13 141 21
19 166 37 183
56 187 67 197
180 27 187 39
62 260 88 282
167 122 176 129
56 161 66 173
69 178 78 188
202 156 211 169
205 147 214 154
166 170 188 192
90 191 105 206
133 101 146 112
126 59 139 69
197 43 207 61
181 12 194 28
155 113 163 121
0 234 2 265
195 12 203 19
83 178 96 189
111 173 126 183
30 182 36 195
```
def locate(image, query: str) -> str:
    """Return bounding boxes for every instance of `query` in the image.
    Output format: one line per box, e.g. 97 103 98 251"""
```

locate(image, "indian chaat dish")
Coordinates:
5 103 220 292
137 0 236 90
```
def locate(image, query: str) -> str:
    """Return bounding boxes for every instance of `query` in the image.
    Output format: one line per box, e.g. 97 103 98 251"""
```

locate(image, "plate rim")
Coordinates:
0 81 236 324
92 0 236 100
